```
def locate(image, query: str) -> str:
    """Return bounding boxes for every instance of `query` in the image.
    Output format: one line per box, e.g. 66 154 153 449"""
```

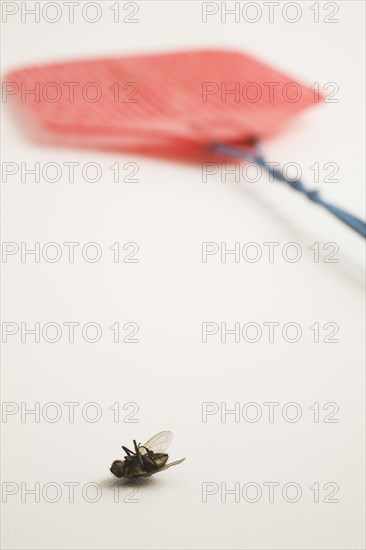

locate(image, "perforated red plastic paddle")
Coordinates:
6 49 320 159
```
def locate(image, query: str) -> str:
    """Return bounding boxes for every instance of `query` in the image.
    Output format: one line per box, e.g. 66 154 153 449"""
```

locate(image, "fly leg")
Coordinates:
122 446 135 456
133 440 144 468
138 446 157 471
139 446 155 461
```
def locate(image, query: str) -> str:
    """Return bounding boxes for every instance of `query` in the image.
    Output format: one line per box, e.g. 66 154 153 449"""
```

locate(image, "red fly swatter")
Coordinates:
5 50 365 236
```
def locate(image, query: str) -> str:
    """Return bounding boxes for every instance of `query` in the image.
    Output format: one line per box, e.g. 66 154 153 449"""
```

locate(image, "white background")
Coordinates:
1 1 365 549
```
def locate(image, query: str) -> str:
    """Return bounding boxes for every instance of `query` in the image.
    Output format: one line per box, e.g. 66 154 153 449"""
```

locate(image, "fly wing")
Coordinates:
139 431 173 455
146 458 186 475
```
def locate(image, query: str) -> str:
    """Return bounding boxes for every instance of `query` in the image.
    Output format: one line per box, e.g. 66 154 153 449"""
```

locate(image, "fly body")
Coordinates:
110 431 185 479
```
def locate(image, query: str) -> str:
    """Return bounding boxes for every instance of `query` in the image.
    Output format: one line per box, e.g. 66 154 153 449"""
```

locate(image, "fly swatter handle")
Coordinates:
213 143 366 239
312 197 366 237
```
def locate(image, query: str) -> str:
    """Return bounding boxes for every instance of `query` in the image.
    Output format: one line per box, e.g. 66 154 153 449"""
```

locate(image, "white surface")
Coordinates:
1 1 365 549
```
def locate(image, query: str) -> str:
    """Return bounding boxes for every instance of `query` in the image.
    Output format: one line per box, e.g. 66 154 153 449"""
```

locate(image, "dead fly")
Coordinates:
110 431 185 479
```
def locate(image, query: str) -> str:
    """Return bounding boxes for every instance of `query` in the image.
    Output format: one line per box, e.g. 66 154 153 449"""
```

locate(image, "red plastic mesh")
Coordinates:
6 50 322 159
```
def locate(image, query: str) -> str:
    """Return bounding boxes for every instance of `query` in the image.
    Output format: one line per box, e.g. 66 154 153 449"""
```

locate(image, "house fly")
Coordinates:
110 431 185 479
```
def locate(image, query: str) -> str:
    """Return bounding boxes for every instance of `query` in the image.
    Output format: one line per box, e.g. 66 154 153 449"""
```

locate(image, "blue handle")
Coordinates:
212 142 366 238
